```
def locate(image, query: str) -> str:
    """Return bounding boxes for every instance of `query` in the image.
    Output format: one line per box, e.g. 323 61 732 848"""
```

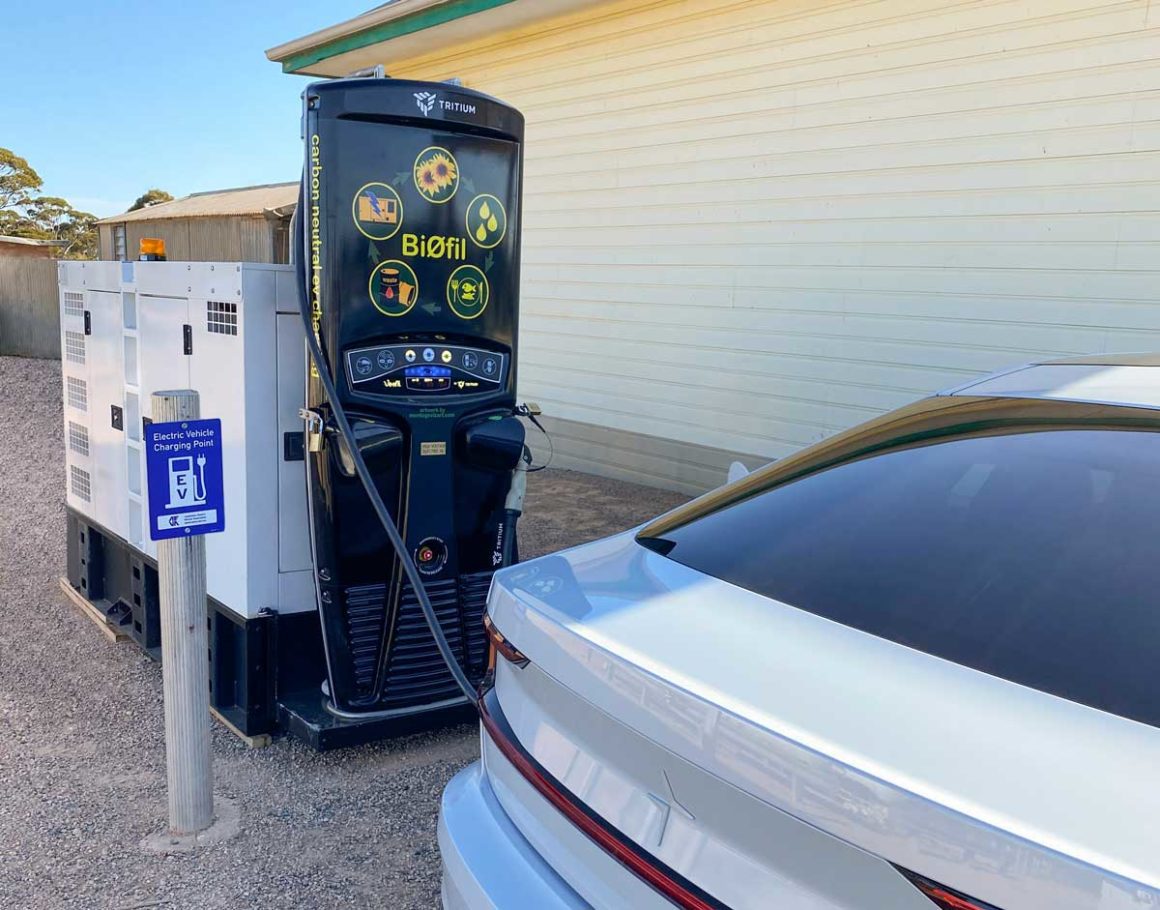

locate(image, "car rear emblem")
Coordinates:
646 769 695 848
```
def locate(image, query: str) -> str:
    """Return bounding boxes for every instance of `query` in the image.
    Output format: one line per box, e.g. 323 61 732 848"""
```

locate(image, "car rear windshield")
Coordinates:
644 428 1160 728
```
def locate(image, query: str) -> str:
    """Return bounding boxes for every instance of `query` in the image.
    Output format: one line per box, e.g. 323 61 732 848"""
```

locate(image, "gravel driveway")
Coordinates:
0 355 687 910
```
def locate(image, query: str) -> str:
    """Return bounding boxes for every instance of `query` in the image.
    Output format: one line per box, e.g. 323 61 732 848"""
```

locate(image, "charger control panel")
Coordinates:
345 343 507 396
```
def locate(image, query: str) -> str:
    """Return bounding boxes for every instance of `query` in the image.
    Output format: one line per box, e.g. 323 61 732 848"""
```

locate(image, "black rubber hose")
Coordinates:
294 177 480 708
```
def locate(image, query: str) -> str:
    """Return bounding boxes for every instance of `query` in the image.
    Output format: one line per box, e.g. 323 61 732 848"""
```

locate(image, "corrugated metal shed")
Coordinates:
0 235 63 259
96 183 298 224
97 183 297 264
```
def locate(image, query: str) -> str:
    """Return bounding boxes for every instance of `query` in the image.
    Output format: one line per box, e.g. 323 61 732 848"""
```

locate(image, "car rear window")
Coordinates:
644 429 1160 728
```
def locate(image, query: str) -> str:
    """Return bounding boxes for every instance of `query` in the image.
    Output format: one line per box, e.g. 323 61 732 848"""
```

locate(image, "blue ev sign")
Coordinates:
145 419 225 540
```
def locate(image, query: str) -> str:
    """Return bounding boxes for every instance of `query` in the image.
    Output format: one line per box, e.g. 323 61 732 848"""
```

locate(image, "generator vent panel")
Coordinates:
63 291 84 318
67 421 90 457
64 331 86 365
66 377 87 411
206 300 238 336
69 465 91 502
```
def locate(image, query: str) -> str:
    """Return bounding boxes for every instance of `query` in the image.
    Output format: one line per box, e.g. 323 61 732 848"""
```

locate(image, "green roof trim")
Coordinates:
282 0 519 73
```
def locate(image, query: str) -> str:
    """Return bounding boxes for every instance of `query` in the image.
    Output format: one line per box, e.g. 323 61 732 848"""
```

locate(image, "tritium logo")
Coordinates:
414 92 437 116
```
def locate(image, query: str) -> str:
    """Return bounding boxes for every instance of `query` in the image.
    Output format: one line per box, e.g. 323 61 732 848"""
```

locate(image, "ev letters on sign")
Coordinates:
144 419 226 541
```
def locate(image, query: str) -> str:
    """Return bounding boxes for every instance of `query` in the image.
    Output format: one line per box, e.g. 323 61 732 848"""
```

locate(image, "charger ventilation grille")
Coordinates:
69 465 91 502
65 331 86 365
63 291 84 317
68 421 90 457
207 300 238 336
66 377 88 411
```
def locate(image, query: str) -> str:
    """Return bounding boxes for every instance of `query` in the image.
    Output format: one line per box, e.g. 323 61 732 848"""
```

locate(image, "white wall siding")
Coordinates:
391 0 1160 482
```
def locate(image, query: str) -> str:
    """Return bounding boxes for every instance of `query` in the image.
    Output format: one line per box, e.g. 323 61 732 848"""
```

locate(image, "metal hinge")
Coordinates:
83 311 92 335
183 324 193 355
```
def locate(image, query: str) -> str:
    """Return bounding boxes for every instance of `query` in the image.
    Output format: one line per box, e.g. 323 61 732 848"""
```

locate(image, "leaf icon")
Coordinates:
487 214 498 231
480 201 491 219
475 224 488 242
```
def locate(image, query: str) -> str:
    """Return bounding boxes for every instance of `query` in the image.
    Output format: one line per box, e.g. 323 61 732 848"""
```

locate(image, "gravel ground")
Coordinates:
0 355 687 910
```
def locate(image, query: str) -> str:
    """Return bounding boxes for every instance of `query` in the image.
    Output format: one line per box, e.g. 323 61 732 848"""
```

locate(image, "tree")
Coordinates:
0 146 97 258
0 148 41 213
27 196 97 259
129 188 173 211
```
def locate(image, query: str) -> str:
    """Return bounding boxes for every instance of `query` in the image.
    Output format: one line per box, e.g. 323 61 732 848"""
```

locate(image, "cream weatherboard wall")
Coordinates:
384 0 1160 492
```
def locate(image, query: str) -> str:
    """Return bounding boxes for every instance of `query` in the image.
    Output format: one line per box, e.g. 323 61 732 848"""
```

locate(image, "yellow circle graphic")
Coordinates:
352 182 403 241
465 194 507 249
446 264 490 320
413 146 459 204
368 260 419 317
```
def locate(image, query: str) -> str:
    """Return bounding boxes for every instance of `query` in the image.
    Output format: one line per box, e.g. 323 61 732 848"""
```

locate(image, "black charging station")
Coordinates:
279 78 527 746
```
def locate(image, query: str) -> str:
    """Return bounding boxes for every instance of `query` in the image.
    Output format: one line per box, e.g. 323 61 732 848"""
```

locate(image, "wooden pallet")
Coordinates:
59 577 272 749
58 577 133 643
210 707 272 749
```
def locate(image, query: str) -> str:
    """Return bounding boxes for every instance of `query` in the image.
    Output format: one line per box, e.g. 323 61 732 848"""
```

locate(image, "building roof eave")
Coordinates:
266 0 603 76
268 0 511 75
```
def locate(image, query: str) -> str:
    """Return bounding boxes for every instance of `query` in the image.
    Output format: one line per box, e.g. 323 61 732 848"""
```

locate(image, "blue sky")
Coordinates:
2 2 368 217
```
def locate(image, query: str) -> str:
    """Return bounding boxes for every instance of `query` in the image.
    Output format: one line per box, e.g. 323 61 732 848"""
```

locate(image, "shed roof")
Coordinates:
97 182 298 225
0 235 64 247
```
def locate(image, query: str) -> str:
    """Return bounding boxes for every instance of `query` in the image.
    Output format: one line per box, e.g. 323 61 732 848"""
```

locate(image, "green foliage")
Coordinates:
0 148 41 212
128 188 173 211
0 146 97 258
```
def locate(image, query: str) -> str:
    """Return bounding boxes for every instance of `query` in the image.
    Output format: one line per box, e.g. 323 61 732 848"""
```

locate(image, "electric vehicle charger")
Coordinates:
292 78 540 727
295 239 478 706
295 219 550 712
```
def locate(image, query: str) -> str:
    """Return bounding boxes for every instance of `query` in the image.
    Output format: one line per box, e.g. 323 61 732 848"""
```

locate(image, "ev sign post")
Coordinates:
142 391 222 843
145 417 224 539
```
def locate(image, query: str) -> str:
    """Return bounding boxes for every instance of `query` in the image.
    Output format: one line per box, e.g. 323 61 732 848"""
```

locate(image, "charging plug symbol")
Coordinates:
167 455 208 509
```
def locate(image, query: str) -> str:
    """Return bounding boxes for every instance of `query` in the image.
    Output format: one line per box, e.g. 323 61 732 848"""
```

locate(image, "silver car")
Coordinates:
439 355 1160 910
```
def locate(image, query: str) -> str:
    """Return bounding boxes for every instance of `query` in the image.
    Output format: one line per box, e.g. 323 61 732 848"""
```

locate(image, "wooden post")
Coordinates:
153 390 214 835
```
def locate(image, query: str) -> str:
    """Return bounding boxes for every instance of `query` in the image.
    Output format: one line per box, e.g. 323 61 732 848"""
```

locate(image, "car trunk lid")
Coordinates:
483 532 1160 909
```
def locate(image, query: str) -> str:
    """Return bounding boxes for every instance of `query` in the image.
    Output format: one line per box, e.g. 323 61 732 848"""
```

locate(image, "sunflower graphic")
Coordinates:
413 146 459 203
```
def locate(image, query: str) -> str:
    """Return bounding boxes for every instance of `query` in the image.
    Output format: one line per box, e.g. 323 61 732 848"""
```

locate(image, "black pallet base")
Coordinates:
276 689 477 751
65 509 482 751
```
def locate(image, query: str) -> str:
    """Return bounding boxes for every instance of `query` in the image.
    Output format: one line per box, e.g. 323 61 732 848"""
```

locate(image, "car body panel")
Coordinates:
487 658 936 909
486 533 1160 908
945 363 1160 410
439 760 587 910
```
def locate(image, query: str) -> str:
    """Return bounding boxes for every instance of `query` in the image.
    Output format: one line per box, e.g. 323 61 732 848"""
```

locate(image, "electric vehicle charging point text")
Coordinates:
145 417 224 539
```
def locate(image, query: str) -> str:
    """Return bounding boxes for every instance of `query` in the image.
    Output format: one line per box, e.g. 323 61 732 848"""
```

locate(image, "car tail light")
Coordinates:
896 867 1003 910
484 613 528 668
478 687 727 910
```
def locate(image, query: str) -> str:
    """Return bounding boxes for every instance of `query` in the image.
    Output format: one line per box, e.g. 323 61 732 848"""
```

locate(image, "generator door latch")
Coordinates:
83 311 92 335
182 324 193 355
283 431 305 462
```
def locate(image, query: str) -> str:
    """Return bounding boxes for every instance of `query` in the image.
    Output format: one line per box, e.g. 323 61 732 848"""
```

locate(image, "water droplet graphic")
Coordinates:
475 224 488 242
487 215 498 231
480 201 491 218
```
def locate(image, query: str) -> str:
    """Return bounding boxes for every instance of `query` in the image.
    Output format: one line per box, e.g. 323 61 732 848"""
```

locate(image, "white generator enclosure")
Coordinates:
58 261 323 738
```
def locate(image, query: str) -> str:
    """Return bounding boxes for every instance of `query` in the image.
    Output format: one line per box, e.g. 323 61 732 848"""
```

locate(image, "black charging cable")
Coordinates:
294 180 480 708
